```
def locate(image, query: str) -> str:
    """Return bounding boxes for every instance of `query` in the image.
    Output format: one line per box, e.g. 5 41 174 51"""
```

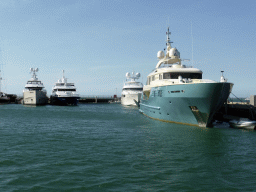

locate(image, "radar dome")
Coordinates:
157 51 165 59
136 73 140 78
126 72 130 78
169 48 180 58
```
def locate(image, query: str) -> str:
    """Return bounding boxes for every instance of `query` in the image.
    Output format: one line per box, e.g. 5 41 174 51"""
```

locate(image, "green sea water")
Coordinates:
1 104 256 191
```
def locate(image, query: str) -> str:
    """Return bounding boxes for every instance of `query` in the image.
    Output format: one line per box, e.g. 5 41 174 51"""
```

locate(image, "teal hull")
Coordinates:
140 82 233 127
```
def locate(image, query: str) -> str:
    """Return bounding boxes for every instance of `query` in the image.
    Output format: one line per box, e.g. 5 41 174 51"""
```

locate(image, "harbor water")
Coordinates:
1 104 256 191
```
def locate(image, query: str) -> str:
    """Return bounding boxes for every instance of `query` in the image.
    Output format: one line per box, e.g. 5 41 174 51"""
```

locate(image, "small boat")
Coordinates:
229 119 256 130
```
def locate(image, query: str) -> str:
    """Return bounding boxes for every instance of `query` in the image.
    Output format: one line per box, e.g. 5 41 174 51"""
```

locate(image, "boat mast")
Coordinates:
30 68 38 80
166 27 173 49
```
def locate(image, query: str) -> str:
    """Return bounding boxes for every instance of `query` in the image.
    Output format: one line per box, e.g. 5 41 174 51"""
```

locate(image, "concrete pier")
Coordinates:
79 95 120 103
215 100 256 121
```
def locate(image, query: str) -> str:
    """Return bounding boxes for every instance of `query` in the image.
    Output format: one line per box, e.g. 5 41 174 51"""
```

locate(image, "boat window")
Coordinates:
122 88 143 91
171 90 180 93
57 89 76 91
56 83 65 86
152 76 155 81
27 81 41 84
147 77 151 85
163 73 202 79
163 73 171 79
159 74 163 80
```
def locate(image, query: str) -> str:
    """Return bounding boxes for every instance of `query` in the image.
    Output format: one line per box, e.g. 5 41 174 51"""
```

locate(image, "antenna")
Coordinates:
166 27 173 46
191 21 194 66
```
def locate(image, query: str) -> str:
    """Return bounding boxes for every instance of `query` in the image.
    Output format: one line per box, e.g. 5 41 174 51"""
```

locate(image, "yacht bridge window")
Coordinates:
27 81 42 84
163 73 202 79
54 89 76 91
122 88 143 91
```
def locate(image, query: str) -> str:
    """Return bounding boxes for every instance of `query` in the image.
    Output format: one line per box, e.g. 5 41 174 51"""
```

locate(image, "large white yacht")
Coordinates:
23 68 48 105
50 70 80 105
121 72 143 106
139 28 233 127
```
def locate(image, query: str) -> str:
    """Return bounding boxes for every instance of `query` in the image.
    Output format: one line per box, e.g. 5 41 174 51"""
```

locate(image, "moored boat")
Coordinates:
23 68 48 105
50 70 80 106
229 119 256 130
121 72 143 106
139 27 233 127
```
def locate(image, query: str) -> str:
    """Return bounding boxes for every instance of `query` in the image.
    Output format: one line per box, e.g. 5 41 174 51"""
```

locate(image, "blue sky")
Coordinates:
0 0 255 97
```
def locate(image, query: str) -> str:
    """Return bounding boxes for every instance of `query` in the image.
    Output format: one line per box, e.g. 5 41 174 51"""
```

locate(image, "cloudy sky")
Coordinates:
0 0 255 97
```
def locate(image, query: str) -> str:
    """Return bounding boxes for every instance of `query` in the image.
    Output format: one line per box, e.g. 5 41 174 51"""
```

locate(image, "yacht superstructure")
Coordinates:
139 28 233 127
121 72 143 106
50 70 80 105
23 68 48 105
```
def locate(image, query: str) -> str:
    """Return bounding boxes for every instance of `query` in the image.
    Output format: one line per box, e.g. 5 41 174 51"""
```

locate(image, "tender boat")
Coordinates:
50 70 80 106
121 72 143 106
139 27 233 127
229 119 256 130
23 68 48 105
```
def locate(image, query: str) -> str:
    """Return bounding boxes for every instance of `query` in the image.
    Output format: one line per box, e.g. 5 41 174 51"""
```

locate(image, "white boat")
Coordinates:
50 70 80 106
23 68 48 105
229 119 256 130
121 72 143 106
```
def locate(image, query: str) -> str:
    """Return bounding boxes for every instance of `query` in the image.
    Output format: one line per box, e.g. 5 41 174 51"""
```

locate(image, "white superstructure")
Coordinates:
23 68 48 105
121 72 143 106
50 70 80 105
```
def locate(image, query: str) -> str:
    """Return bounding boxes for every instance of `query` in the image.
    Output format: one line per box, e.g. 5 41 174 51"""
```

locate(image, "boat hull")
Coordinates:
23 90 48 105
229 120 256 130
0 97 10 104
140 82 233 127
121 92 142 106
50 96 80 106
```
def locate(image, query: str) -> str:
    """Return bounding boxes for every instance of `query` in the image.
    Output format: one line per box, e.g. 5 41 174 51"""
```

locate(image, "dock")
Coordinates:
215 95 256 121
79 95 120 103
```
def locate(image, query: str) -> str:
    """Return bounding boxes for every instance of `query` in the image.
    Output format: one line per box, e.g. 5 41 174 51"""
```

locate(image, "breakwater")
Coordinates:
79 95 119 103
1 95 121 104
